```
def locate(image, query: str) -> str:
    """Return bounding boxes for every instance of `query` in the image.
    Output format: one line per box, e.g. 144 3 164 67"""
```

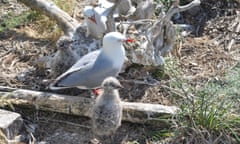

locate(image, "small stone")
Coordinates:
0 109 23 140
16 73 27 82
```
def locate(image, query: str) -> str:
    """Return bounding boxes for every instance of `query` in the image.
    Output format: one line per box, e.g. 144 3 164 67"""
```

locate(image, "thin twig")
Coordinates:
160 84 186 99
227 16 240 51
0 49 12 59
165 0 200 21
106 0 121 32
119 19 155 24
120 79 158 86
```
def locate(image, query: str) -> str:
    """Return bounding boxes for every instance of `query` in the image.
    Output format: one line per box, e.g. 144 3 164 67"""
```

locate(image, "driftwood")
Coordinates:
18 0 201 68
106 0 120 32
123 0 201 66
0 86 178 126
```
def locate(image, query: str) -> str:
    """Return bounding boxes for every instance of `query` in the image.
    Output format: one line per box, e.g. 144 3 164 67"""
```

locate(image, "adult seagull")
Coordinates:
83 6 107 39
50 32 134 94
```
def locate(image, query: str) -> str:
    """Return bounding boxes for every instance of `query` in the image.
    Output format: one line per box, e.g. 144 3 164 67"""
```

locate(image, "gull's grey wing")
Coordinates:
68 50 101 71
50 49 119 89
50 50 101 89
56 52 119 88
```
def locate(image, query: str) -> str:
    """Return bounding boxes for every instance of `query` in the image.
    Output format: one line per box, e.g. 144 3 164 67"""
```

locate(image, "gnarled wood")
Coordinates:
0 88 178 126
17 0 201 68
18 0 80 36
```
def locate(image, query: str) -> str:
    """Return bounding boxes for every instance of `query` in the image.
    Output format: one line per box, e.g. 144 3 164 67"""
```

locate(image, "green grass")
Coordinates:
0 11 39 32
52 0 75 13
149 58 240 143
0 94 14 110
148 129 174 141
178 62 240 143
154 0 171 8
0 0 75 38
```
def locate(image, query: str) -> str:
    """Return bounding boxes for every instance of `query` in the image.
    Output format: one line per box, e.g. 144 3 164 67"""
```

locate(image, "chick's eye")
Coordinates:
111 83 115 87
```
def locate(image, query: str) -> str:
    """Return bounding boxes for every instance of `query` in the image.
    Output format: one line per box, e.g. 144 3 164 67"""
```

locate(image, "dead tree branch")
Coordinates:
227 13 240 51
165 0 201 21
0 88 178 126
18 0 80 36
106 0 121 32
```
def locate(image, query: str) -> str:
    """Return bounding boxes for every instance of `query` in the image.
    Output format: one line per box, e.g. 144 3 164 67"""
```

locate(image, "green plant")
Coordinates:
148 129 174 141
32 0 76 39
0 94 14 110
173 63 240 143
0 0 76 39
149 58 240 143
155 0 172 9
52 0 75 14
0 11 38 32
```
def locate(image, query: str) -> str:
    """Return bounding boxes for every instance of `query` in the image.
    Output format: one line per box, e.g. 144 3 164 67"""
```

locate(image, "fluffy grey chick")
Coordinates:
50 36 79 77
132 0 156 20
92 77 123 141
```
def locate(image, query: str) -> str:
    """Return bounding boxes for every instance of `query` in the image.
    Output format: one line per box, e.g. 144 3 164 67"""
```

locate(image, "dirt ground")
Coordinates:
0 0 240 143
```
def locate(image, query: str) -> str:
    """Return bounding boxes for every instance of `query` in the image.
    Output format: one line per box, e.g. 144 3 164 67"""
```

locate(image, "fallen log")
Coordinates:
0 88 179 126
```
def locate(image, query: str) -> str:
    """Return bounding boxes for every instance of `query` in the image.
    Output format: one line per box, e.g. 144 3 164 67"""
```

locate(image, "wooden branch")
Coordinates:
165 0 201 21
0 86 16 92
106 0 121 32
18 0 80 36
227 15 240 51
0 88 178 126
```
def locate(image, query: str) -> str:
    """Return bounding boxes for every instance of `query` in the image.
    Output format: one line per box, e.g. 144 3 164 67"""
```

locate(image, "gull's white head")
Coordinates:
83 6 97 24
102 32 134 49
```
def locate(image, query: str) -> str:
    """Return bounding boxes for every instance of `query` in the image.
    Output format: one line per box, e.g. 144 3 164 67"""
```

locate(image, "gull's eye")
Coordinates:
117 39 123 43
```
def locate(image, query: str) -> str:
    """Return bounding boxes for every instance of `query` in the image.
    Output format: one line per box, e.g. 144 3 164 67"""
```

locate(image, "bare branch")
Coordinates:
165 0 201 21
106 0 121 32
0 88 178 126
18 0 80 36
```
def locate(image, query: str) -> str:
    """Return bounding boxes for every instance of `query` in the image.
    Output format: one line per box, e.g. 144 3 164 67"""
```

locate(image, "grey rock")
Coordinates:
0 109 23 140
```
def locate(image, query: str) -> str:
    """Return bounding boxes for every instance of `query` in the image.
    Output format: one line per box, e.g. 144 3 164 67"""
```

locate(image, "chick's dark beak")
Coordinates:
111 82 123 89
116 84 123 89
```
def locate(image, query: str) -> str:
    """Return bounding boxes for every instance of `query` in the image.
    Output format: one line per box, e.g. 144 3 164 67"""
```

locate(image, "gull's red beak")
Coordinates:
88 15 97 24
125 38 134 43
93 88 103 96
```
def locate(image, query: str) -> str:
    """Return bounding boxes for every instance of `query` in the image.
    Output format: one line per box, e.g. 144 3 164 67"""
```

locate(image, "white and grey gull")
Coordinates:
49 32 134 94
83 5 107 39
